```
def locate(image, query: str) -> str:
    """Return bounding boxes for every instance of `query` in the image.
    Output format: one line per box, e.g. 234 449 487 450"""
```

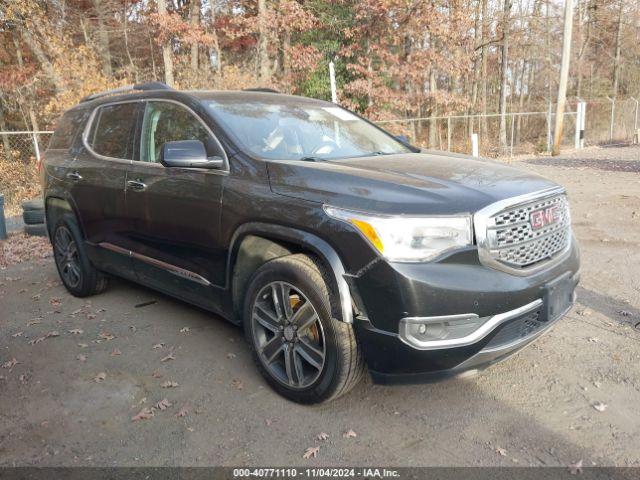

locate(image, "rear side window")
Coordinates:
87 102 138 159
49 110 86 150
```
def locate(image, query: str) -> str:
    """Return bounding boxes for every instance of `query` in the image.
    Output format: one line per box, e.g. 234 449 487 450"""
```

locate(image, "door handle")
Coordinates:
66 171 82 181
126 180 147 191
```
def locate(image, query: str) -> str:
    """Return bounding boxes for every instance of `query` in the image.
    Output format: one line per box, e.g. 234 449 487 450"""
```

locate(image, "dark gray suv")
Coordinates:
43 82 580 403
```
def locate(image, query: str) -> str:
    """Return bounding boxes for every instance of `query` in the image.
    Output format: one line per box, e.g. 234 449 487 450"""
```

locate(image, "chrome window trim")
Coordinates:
473 186 572 276
82 98 230 174
399 299 543 350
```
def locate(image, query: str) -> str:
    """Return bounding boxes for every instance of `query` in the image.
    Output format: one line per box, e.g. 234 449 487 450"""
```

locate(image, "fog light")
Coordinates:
399 314 486 349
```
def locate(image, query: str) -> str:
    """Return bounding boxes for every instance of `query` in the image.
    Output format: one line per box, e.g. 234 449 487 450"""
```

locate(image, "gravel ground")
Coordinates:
0 145 639 467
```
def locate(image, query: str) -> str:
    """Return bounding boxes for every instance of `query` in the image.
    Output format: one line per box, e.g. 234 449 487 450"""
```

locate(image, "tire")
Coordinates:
24 223 47 237
23 209 45 225
243 254 365 404
22 199 44 211
51 215 108 297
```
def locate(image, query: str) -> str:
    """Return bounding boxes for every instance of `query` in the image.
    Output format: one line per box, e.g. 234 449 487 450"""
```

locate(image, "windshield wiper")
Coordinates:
299 156 325 162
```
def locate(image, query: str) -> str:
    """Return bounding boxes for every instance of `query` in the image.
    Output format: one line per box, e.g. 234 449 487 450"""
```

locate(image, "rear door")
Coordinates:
67 100 139 278
123 99 228 310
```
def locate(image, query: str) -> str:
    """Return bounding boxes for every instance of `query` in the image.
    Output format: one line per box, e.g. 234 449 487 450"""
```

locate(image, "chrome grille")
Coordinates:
475 190 572 274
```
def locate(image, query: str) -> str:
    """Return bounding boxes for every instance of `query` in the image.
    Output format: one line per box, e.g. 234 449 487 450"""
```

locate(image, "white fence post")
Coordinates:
580 101 586 148
32 132 41 162
447 117 451 151
546 103 552 153
329 61 338 104
471 133 479 157
574 102 582 149
607 96 615 142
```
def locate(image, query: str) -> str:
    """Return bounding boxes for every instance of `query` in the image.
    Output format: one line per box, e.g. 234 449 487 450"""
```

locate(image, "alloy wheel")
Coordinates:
54 226 82 288
251 281 326 389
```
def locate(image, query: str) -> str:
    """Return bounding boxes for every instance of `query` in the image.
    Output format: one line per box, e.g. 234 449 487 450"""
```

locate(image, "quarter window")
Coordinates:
139 101 224 163
49 110 87 150
87 103 137 159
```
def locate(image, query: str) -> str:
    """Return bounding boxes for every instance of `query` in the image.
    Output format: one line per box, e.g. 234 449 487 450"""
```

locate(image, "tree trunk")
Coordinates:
498 0 512 150
479 0 489 138
552 0 575 156
0 102 11 153
190 0 201 73
210 3 222 80
429 69 437 148
257 0 270 84
611 0 623 98
123 0 139 82
92 0 113 78
157 0 174 86
18 29 64 93
469 0 482 133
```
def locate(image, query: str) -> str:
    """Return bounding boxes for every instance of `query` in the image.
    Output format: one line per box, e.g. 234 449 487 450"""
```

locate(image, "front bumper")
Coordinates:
349 238 580 383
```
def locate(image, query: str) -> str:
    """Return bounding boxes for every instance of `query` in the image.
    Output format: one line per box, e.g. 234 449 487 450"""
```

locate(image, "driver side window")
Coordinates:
139 101 224 163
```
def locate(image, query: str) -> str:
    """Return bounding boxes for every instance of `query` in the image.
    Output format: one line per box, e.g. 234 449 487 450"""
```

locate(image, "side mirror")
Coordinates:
395 135 411 145
161 140 224 169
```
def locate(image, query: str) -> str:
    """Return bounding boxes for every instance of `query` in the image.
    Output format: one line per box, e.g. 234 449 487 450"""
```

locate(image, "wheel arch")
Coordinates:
228 223 354 324
45 196 79 239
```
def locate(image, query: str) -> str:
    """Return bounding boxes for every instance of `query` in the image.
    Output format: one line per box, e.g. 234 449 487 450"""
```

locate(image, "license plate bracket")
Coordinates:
543 273 574 321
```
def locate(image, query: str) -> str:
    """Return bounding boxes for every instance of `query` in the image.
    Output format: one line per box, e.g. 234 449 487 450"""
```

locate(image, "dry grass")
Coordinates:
0 154 41 217
0 232 51 269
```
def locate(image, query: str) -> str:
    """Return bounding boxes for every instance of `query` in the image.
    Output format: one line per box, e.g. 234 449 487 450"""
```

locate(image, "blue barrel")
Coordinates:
0 194 6 240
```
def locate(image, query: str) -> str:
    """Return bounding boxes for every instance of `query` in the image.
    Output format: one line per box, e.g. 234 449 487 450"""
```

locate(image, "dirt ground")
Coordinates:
1 145 639 468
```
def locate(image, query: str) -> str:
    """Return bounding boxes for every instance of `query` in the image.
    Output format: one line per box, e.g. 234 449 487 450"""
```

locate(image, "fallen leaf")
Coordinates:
161 353 175 362
68 329 84 335
161 381 179 388
618 310 631 317
98 332 115 341
152 343 165 349
592 402 607 412
77 354 87 362
94 372 107 383
317 432 329 441
303 446 320 459
11 332 23 338
50 297 62 307
46 331 60 338
155 398 172 410
232 378 244 390
29 337 45 345
110 348 122 356
78 343 89 349
27 319 42 326
151 371 163 378
226 352 237 359
179 327 190 333
2 358 19 370
587 337 598 343
569 459 583 475
87 313 97 320
496 447 507 456
131 407 154 422
343 429 357 438
176 406 189 417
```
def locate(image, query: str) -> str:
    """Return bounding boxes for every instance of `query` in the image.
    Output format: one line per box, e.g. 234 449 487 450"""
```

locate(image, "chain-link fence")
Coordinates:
0 131 53 163
378 98 639 157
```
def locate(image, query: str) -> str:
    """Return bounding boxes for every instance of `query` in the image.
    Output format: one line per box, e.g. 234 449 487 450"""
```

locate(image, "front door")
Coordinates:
124 100 228 311
68 101 138 279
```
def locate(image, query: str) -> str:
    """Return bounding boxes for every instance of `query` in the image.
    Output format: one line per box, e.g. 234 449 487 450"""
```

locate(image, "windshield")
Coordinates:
205 99 411 161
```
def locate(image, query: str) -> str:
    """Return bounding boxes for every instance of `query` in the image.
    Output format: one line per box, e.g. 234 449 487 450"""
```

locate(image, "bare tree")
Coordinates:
157 0 175 86
552 0 575 155
499 0 512 150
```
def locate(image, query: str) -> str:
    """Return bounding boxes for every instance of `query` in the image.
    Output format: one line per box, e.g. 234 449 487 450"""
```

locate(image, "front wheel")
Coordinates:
243 254 365 404
52 215 108 297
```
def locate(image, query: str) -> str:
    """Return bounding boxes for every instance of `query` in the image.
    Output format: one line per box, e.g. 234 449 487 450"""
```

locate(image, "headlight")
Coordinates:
324 206 472 262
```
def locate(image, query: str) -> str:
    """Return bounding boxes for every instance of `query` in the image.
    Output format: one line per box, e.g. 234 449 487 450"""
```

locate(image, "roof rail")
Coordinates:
80 82 172 103
243 88 280 94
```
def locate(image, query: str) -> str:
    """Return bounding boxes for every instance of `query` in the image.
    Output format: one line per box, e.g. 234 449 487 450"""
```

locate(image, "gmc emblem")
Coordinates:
530 206 559 230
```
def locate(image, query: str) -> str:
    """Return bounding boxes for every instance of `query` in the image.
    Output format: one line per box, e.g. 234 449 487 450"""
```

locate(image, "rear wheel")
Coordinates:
243 254 364 404
52 216 108 297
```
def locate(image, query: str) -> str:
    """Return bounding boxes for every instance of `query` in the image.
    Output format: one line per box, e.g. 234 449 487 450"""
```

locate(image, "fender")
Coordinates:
227 222 354 324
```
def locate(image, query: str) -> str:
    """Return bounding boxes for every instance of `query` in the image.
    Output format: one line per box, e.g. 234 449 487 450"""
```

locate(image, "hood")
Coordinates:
266 152 560 215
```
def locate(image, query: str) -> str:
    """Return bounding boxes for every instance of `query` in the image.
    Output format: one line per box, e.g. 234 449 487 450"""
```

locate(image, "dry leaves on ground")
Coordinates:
152 343 164 349
77 354 87 362
161 381 179 388
110 348 121 356
0 233 51 268
155 398 172 410
1 358 19 371
317 432 329 441
232 378 244 390
496 447 508 456
592 402 607 412
303 446 320 459
179 327 190 333
131 407 154 422
176 406 188 418
94 372 107 382
68 329 83 335
161 352 175 362
343 429 357 438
